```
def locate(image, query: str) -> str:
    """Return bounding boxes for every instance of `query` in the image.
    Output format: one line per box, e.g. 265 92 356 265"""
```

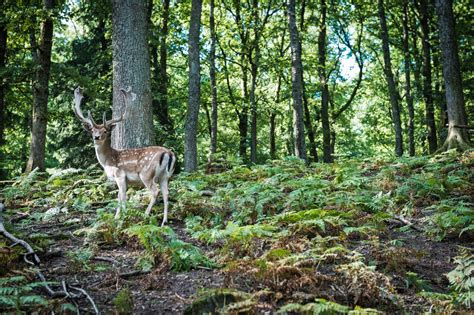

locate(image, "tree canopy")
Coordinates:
0 0 471 176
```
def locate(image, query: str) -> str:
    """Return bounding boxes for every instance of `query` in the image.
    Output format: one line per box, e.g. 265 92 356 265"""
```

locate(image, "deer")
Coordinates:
73 86 176 226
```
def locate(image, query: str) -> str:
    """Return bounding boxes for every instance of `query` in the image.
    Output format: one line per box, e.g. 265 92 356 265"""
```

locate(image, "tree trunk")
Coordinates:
299 0 318 162
288 0 307 161
184 0 202 171
249 0 260 164
403 1 415 156
433 44 448 143
0 18 7 146
111 0 154 149
209 0 218 155
153 0 172 133
219 36 247 160
378 0 404 157
435 0 470 150
420 0 437 153
232 2 249 161
270 112 277 160
26 0 54 173
411 16 423 101
318 0 332 162
238 51 249 161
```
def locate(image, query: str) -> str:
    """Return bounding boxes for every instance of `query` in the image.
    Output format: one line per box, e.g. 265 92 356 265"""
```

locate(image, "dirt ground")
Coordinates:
5 210 465 314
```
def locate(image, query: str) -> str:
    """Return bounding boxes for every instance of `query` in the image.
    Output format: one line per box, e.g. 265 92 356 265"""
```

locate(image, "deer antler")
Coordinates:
104 87 135 128
73 87 96 129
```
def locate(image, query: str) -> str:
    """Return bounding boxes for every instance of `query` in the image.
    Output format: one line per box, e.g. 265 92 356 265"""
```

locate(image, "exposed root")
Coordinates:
437 127 471 152
0 203 99 314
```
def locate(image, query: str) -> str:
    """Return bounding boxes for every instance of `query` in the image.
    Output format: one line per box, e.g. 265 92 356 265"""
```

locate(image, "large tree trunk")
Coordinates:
378 0 404 157
435 0 470 151
26 0 54 173
403 1 415 156
288 0 307 161
419 0 437 153
318 0 331 163
0 17 7 146
111 0 154 149
184 0 202 172
209 0 218 155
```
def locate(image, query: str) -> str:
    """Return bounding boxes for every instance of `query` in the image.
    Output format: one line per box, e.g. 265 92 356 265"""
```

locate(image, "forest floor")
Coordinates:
0 150 473 314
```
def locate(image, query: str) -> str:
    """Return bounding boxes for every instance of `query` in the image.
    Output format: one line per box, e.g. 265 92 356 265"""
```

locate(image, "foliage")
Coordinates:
113 288 134 315
123 224 216 272
278 298 381 314
446 247 474 308
0 275 49 313
1 152 473 313
66 247 94 272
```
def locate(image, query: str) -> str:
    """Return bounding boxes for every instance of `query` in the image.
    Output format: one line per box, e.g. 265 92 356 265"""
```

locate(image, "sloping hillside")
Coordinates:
1 150 473 313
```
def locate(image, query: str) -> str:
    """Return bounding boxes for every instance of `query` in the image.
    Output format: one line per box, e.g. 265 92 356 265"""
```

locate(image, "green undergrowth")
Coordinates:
0 150 473 313
177 150 473 312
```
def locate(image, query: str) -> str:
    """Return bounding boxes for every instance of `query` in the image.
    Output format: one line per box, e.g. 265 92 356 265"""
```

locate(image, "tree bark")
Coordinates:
111 0 154 149
270 111 277 160
411 15 423 101
435 0 470 150
378 0 404 157
299 0 318 162
184 0 202 171
0 17 7 146
318 0 331 162
228 1 249 161
433 49 448 143
419 0 437 153
26 0 54 173
288 0 307 161
209 0 218 155
403 1 415 156
249 0 260 164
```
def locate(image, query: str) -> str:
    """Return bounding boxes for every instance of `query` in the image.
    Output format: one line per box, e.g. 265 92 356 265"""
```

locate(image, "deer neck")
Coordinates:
94 137 116 167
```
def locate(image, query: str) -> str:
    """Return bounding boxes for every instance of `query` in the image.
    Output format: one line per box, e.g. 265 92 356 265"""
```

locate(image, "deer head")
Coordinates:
73 86 135 143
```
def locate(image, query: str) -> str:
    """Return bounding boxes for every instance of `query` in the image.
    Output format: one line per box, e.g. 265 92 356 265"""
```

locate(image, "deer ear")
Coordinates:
82 123 92 132
107 123 118 131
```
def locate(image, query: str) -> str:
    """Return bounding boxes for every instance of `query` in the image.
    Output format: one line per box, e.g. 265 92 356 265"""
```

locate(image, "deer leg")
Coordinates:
115 176 127 219
140 175 160 216
145 182 159 216
159 177 170 226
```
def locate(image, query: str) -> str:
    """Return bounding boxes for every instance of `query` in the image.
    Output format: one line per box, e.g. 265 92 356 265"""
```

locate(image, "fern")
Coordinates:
446 247 474 308
0 276 50 312
123 224 216 272
278 298 350 314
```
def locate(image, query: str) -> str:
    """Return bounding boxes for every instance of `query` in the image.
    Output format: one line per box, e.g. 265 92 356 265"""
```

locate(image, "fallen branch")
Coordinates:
93 256 118 265
392 214 423 232
0 203 100 314
9 211 30 223
119 269 150 279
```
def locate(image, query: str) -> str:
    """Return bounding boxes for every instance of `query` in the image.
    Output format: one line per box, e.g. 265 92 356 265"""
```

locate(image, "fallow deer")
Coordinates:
73 87 176 226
